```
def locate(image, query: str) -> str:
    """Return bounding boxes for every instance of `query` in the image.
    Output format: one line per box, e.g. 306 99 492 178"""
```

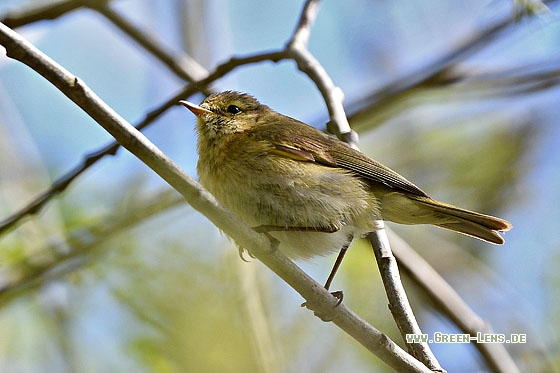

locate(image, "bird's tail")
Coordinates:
381 194 512 244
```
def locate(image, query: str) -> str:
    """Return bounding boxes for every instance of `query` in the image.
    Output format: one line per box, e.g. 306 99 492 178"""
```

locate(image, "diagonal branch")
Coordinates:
0 140 118 235
389 230 520 373
0 189 184 306
370 226 444 372
0 0 104 28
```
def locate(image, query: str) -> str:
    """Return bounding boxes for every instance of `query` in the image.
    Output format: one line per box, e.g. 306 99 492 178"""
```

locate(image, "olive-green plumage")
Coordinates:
180 91 512 259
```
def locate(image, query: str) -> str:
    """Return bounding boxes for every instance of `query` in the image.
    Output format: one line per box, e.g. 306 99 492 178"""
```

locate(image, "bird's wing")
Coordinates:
326 143 428 197
251 118 428 197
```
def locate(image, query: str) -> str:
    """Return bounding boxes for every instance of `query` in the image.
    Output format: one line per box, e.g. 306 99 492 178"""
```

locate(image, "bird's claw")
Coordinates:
237 246 256 262
252 226 280 253
300 290 344 308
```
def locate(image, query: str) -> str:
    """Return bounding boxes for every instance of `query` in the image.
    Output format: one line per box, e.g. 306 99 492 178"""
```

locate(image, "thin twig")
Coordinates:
0 22 431 373
0 0 102 28
440 61 560 98
287 0 319 50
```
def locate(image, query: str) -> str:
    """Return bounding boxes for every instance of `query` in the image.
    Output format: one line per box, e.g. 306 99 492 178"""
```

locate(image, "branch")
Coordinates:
0 0 102 28
389 229 520 373
0 141 116 235
443 60 560 98
0 22 431 373
1 0 212 92
286 0 358 149
369 225 444 372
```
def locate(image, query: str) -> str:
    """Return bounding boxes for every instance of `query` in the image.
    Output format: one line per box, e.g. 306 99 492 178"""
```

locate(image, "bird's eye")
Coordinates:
227 105 241 114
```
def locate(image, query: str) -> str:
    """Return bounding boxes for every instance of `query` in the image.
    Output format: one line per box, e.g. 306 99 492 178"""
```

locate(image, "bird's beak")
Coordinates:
179 100 213 116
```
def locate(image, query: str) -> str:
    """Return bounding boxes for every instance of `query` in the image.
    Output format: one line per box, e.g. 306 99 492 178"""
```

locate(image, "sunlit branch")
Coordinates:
389 229 520 373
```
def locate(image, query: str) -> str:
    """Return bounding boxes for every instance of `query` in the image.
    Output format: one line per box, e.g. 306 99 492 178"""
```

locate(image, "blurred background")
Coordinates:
1 0 559 371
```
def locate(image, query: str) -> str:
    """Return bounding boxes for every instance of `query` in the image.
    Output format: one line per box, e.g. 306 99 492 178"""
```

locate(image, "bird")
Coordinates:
180 91 512 261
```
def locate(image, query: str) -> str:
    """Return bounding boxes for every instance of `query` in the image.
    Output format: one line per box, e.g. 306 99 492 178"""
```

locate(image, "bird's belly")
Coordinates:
199 161 380 259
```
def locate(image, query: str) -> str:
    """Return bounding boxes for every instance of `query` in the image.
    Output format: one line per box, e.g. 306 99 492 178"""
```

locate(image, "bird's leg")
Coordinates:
255 223 351 307
300 242 350 312
323 241 351 306
324 245 348 290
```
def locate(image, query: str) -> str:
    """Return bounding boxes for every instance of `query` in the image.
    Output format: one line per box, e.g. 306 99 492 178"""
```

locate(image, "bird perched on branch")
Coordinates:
180 91 512 261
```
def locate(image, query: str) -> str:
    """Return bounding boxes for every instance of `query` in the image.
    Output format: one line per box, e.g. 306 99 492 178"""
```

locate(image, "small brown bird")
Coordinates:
180 91 512 260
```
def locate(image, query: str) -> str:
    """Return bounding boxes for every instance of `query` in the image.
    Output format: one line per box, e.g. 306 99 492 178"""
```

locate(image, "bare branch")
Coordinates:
0 0 101 28
0 140 117 235
389 230 521 373
446 61 560 97
288 0 320 50
286 0 358 148
370 225 445 372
